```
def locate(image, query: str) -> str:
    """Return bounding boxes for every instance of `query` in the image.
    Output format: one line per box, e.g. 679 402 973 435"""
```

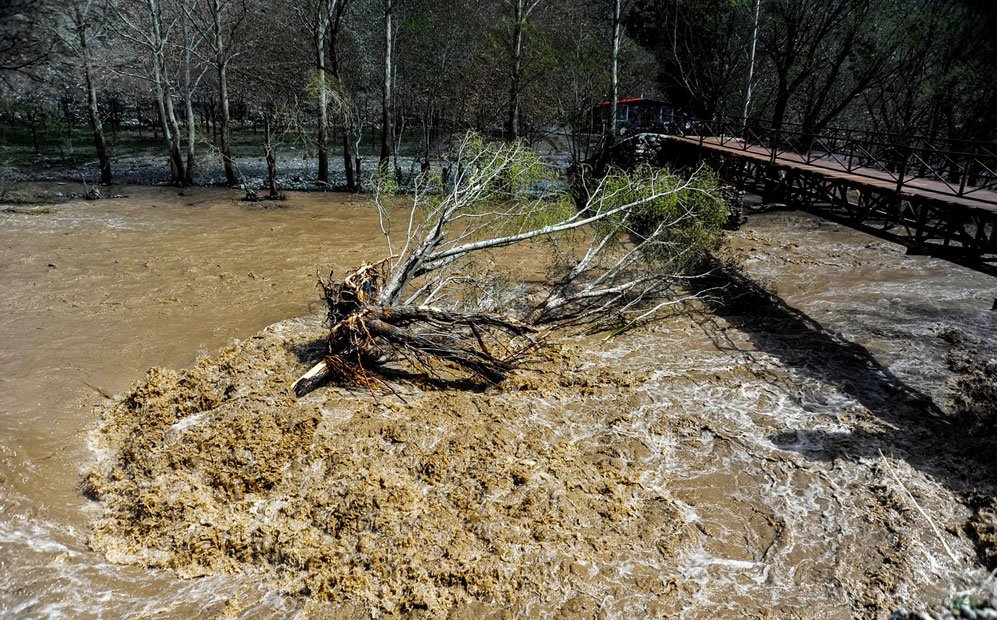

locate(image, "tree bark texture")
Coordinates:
506 0 524 141
147 0 185 184
213 0 235 185
76 6 112 185
379 0 394 169
608 0 621 143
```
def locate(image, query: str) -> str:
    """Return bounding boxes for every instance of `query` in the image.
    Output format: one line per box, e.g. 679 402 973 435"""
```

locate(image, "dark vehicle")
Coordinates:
592 97 690 136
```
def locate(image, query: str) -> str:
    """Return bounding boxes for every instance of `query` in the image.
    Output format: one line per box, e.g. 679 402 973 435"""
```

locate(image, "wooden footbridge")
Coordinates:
649 115 997 277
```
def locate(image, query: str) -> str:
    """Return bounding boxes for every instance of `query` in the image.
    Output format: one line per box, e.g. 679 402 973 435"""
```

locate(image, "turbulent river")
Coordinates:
1 186 995 618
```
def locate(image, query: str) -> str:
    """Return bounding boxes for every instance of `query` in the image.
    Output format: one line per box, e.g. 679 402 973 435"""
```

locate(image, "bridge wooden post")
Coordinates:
895 142 910 194
958 154 970 198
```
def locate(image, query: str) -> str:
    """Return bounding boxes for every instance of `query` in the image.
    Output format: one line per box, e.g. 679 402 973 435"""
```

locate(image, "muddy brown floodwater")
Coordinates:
1 188 996 618
0 186 384 616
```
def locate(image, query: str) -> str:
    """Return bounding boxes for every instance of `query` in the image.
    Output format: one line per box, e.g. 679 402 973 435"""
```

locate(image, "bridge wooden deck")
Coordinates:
660 132 997 277
668 135 997 213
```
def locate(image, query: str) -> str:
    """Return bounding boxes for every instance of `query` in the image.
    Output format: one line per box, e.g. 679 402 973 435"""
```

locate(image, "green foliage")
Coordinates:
947 594 985 611
459 133 557 199
370 133 560 208
601 165 729 270
528 193 576 228
365 164 400 197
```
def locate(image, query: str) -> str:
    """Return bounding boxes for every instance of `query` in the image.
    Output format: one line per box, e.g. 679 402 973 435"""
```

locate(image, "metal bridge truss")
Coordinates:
694 146 997 277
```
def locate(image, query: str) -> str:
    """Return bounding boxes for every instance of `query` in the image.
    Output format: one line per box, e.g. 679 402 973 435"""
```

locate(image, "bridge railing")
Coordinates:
662 114 997 206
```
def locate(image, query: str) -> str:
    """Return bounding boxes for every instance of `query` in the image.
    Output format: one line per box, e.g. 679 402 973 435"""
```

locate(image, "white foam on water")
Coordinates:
3 208 997 617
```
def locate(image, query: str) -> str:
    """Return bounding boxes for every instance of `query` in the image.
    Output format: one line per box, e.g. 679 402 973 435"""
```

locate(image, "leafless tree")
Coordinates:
760 0 904 134
0 0 55 85
328 10 361 190
379 0 394 172
176 0 208 184
294 0 349 184
205 0 247 185
608 0 622 140
53 0 113 184
111 0 187 183
503 0 543 141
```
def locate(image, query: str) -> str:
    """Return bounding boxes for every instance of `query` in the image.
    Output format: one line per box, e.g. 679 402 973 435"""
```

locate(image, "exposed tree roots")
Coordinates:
292 262 540 397
292 135 729 396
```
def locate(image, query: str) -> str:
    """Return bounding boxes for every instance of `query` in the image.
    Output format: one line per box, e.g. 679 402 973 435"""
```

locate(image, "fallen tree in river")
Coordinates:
293 133 729 396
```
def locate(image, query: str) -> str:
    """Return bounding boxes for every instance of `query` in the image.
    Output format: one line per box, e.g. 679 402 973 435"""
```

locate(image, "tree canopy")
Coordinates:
1 0 993 186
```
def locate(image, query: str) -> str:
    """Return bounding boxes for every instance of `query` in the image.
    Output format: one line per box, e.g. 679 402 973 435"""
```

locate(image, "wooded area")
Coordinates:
1 0 996 188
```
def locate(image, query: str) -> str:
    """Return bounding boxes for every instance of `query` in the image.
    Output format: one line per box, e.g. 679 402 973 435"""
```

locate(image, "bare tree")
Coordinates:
608 0 621 141
111 0 187 183
176 0 208 184
294 0 349 185
0 0 55 84
379 0 394 171
627 0 751 119
260 97 297 198
206 0 246 185
742 0 760 119
327 1 358 190
503 0 543 141
55 0 113 185
759 0 902 133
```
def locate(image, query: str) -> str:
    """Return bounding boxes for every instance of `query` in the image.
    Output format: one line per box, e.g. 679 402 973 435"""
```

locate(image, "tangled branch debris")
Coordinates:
293 133 730 396
292 261 539 396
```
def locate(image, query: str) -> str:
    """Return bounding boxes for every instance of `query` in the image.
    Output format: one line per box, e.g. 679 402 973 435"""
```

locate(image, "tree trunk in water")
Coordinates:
379 0 394 170
77 9 112 185
342 127 356 190
265 114 278 198
316 52 329 183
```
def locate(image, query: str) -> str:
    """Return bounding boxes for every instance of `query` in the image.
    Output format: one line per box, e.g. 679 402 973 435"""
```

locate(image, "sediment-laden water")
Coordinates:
1 188 994 618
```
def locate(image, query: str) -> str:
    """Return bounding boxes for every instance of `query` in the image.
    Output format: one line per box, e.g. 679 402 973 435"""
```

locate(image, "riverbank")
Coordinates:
5 139 571 193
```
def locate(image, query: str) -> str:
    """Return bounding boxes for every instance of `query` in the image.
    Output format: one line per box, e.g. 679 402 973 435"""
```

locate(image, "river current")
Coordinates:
1 187 994 618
